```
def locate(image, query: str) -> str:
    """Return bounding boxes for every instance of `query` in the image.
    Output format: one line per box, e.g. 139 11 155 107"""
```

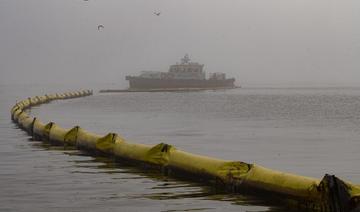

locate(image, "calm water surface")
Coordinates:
1 84 360 211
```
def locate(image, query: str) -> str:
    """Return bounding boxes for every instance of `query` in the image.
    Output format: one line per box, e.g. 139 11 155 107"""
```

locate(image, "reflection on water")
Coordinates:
69 151 276 208
73 152 285 212
28 138 282 211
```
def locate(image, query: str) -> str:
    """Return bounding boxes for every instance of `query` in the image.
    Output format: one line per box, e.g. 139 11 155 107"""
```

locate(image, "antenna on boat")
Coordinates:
181 54 190 64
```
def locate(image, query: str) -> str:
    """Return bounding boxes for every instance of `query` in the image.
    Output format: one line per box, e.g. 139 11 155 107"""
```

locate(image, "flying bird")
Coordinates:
154 12 161 16
97 25 104 30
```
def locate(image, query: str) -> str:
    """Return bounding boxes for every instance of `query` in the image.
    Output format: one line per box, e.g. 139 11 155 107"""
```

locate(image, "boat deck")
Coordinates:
99 87 240 93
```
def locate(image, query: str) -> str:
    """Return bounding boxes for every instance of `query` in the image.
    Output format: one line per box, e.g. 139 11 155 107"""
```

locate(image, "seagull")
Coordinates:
97 25 104 30
154 12 161 16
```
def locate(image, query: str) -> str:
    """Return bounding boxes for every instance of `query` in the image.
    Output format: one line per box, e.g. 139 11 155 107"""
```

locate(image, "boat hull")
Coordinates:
126 77 235 89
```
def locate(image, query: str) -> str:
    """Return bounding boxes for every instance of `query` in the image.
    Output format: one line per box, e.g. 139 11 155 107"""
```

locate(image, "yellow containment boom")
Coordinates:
10 90 360 212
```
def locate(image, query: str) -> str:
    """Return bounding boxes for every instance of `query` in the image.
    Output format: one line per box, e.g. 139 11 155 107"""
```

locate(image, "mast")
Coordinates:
181 54 190 64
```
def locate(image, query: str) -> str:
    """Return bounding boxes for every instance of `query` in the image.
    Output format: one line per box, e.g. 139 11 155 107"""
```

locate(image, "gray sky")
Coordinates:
1 0 360 87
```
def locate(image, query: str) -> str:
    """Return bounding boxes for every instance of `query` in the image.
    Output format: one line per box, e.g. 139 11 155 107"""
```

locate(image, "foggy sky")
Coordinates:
0 0 360 87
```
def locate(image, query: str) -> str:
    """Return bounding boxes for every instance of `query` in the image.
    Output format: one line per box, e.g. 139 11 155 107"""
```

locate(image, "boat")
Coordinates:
125 55 236 90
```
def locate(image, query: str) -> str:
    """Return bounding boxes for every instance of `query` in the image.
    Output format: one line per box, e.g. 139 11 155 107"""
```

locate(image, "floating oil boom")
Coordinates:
10 90 360 212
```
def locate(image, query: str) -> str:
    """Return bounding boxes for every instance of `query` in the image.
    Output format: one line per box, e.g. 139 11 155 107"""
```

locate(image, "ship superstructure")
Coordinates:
126 55 235 89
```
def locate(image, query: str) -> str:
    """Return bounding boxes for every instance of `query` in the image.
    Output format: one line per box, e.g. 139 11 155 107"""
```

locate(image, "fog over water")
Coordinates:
1 0 360 87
